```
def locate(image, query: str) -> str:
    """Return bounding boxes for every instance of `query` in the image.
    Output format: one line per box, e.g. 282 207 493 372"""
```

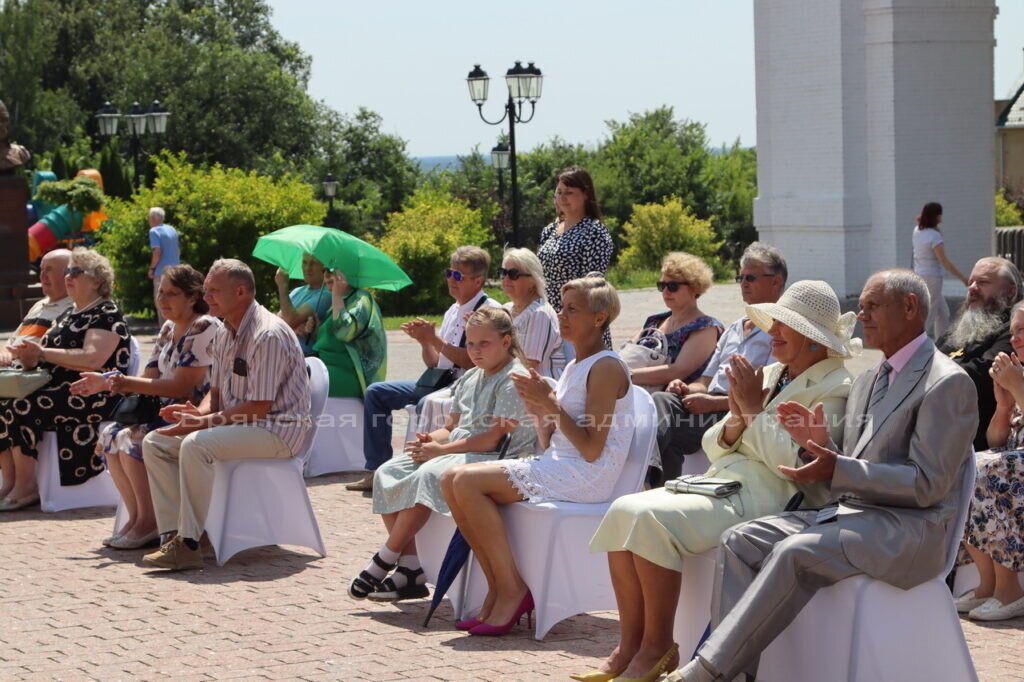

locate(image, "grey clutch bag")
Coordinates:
665 474 742 498
0 368 51 398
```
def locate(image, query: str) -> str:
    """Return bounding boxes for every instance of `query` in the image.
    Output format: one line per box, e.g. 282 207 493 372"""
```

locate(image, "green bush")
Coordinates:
618 196 726 276
996 189 1024 227
98 153 325 315
374 188 493 316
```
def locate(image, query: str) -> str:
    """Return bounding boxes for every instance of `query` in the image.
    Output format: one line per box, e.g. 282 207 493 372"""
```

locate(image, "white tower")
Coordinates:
753 0 997 299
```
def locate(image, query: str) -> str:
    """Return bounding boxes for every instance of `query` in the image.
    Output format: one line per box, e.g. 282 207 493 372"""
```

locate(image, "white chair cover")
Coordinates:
306 397 365 476
199 357 328 565
757 456 979 681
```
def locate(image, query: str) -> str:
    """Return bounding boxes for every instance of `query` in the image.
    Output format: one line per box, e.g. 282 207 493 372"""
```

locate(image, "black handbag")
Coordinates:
109 393 163 426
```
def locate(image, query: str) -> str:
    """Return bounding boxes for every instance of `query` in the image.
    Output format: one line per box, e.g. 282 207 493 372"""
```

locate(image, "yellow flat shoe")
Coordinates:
570 669 626 682
613 643 679 682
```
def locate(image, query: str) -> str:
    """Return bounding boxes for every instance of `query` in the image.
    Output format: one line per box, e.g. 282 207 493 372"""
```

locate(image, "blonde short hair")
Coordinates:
502 247 547 301
662 252 713 297
70 247 115 299
561 273 620 332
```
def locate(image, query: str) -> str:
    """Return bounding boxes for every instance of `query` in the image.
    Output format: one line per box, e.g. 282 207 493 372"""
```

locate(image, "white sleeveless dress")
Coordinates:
500 350 635 503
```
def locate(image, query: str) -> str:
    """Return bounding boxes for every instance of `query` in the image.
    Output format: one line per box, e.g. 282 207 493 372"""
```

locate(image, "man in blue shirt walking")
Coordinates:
148 207 180 327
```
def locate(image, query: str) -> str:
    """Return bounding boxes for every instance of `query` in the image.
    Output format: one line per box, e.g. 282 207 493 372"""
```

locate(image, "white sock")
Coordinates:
390 554 425 587
362 544 400 581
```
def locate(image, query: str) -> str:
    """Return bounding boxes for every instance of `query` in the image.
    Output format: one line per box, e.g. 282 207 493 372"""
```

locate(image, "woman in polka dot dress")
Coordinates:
537 165 615 316
0 248 131 509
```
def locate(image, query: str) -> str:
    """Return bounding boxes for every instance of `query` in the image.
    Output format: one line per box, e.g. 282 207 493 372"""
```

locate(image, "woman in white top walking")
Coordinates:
912 201 968 338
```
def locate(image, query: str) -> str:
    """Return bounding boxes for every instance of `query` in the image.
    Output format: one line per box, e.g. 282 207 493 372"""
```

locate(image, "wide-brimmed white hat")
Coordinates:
746 280 862 358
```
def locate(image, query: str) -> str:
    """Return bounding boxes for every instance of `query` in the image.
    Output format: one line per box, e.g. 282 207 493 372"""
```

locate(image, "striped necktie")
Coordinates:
868 361 892 410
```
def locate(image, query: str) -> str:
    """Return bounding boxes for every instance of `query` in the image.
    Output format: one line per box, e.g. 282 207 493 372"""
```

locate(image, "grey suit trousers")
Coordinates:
700 511 863 680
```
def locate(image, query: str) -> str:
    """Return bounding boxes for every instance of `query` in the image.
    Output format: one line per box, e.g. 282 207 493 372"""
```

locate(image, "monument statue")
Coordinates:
0 99 31 174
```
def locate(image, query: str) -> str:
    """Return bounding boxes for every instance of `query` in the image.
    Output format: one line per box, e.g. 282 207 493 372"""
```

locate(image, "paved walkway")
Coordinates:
0 285 1020 680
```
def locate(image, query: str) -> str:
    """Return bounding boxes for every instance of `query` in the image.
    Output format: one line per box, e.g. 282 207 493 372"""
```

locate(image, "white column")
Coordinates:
753 0 996 299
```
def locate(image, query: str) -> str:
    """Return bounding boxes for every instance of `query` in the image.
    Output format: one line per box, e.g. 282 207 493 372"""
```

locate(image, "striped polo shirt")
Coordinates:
210 301 311 455
12 296 72 340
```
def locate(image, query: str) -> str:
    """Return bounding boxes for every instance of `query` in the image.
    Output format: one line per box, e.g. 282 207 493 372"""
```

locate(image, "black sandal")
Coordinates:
348 553 396 600
368 567 430 602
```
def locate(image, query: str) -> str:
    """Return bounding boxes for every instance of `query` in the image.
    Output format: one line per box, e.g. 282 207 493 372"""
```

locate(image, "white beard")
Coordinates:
945 304 1007 349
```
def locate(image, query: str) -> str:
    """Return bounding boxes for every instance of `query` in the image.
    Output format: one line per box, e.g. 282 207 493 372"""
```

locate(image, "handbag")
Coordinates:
664 474 742 498
619 328 672 393
108 393 163 426
0 368 51 398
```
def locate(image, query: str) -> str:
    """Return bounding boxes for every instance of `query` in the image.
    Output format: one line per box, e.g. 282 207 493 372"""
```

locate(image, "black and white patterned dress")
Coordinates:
537 217 615 312
0 301 132 486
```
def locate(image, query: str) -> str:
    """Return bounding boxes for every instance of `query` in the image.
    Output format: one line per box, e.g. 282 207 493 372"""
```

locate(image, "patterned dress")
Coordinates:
0 301 131 485
637 312 724 383
960 407 1024 572
372 359 534 515
97 315 221 461
537 217 614 313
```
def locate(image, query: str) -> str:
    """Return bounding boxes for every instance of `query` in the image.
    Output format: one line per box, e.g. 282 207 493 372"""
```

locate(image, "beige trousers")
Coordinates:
143 426 293 540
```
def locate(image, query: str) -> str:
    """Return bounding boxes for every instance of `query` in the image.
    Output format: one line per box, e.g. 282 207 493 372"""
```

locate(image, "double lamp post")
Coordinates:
466 61 543 247
95 100 171 189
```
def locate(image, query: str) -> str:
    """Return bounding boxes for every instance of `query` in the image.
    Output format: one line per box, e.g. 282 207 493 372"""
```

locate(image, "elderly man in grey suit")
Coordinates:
670 269 978 682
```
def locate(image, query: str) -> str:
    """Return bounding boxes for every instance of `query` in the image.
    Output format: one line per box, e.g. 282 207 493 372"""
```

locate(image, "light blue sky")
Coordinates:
266 1 1024 157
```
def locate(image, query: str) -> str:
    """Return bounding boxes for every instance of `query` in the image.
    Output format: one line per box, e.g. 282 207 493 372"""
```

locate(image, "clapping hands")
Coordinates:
405 431 442 462
775 402 839 483
724 355 767 422
990 352 1024 405
402 318 437 344
510 367 557 419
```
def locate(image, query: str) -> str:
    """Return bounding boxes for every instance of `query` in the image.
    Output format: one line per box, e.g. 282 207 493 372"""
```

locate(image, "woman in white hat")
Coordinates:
580 280 857 682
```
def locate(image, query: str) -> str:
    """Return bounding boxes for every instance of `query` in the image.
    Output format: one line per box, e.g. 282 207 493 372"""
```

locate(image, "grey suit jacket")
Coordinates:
829 339 977 590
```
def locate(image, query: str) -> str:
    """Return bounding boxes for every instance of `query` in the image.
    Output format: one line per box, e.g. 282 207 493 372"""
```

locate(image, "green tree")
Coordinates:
705 141 758 263
374 188 493 316
592 107 713 236
98 153 325 314
515 137 593 248
996 189 1024 227
618 196 725 275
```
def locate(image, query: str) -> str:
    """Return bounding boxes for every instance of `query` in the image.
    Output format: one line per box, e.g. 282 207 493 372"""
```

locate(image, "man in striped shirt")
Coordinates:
142 258 311 570
0 249 72 365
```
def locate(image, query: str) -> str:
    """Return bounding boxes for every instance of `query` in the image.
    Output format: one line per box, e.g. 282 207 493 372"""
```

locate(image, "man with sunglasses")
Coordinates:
653 243 787 483
0 249 72 367
347 246 501 492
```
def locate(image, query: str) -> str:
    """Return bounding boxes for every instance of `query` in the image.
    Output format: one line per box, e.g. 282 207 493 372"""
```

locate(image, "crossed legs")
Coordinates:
441 461 527 626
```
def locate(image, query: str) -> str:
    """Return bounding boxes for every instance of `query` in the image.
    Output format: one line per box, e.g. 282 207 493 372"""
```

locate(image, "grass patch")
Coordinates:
606 265 661 290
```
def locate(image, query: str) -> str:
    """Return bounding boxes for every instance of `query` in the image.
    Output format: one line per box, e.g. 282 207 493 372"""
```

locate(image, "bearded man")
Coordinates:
937 256 1022 450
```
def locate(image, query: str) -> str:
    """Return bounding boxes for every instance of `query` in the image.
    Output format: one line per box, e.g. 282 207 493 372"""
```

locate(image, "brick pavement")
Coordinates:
0 284 1021 680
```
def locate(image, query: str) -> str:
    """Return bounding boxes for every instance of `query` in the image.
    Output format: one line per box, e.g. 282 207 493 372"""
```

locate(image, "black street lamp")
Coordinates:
322 173 339 227
94 99 171 189
466 61 543 246
490 142 510 202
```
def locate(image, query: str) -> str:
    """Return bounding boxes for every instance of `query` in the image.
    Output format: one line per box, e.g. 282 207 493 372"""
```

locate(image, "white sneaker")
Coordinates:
969 595 1024 621
954 589 989 613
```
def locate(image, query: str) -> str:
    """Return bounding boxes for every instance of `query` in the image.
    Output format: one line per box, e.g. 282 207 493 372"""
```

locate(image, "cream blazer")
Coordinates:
701 357 853 510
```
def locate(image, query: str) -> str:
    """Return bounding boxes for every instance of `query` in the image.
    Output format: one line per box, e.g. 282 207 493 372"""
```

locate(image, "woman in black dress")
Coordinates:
0 248 131 510
536 165 615 314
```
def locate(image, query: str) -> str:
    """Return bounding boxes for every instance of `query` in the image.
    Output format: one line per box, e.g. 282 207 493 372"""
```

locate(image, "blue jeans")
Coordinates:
362 380 424 471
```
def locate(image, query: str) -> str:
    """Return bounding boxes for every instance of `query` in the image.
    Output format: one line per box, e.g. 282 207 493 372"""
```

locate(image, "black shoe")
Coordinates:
368 567 430 602
348 553 396 600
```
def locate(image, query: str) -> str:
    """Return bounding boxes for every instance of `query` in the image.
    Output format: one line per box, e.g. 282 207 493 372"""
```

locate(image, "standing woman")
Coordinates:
913 201 968 338
537 166 614 316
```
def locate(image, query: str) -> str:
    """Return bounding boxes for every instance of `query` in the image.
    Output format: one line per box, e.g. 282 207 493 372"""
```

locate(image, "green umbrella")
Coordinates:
252 224 412 291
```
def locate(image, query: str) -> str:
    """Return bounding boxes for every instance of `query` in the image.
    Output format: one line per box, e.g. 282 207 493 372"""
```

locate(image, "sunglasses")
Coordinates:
498 268 533 281
656 281 688 293
445 269 479 282
64 266 86 278
736 273 776 283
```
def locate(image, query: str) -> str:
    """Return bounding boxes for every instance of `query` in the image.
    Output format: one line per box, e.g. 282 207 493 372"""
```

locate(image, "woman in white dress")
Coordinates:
912 201 967 338
500 247 567 379
442 274 634 636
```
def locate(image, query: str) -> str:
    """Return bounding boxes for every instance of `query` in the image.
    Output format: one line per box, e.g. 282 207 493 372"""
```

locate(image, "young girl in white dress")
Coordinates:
441 274 634 636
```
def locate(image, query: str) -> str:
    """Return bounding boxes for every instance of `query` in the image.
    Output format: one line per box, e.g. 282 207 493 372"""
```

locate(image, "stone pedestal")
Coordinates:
0 175 35 327
754 0 997 299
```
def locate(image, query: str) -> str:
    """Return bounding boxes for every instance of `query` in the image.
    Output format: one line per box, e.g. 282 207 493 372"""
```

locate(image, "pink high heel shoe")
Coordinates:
454 617 481 630
468 592 534 636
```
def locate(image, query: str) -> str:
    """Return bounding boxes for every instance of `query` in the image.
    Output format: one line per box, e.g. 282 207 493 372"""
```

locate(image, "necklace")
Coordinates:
778 366 793 389
73 296 104 313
